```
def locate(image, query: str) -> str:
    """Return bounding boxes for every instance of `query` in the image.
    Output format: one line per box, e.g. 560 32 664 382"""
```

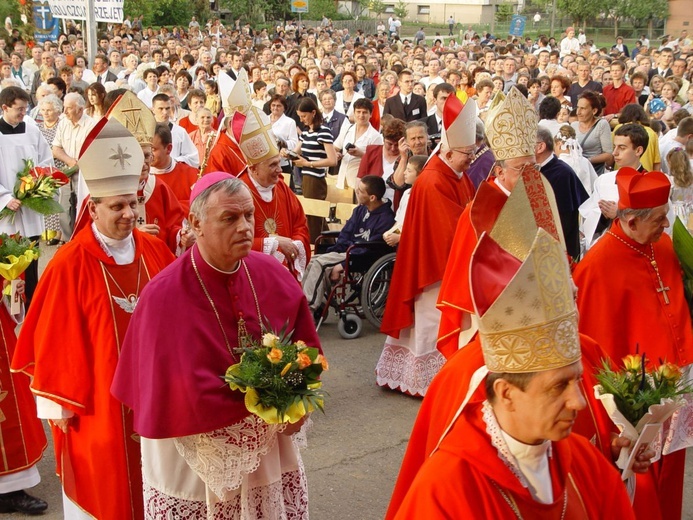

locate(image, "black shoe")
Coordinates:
0 490 48 515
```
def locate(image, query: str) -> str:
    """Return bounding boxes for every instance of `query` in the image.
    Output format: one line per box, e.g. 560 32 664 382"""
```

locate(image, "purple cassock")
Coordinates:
467 147 496 190
111 247 321 439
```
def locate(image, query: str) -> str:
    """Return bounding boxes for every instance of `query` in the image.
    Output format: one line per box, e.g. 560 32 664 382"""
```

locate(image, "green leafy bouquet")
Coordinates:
672 216 693 320
224 327 328 424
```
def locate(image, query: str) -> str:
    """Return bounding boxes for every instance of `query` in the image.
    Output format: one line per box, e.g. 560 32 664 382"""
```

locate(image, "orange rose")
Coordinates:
267 348 283 364
316 354 329 371
296 352 312 369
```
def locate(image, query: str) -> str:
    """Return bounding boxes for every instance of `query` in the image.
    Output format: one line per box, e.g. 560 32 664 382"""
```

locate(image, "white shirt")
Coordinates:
334 123 383 189
500 429 552 504
170 122 200 168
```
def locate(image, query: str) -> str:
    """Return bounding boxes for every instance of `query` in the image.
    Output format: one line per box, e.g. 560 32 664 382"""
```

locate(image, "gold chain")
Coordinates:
606 231 671 304
190 248 265 356
492 480 567 520
99 258 142 313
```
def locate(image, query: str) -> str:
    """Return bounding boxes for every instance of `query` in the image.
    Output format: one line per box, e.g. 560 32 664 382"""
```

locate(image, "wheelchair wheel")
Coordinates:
338 313 362 340
361 252 396 329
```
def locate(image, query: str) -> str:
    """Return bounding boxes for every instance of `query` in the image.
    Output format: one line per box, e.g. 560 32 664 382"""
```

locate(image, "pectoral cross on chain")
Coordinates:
652 260 671 305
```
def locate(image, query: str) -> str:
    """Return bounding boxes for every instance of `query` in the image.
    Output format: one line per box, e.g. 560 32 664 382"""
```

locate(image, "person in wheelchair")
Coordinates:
302 175 395 313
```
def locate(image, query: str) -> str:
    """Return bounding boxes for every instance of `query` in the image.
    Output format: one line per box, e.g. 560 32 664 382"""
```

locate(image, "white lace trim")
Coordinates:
143 466 309 520
482 400 531 489
375 342 446 396
173 415 284 499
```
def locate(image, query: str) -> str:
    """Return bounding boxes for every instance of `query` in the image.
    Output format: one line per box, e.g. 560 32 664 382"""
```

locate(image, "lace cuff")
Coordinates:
174 415 283 500
262 237 279 256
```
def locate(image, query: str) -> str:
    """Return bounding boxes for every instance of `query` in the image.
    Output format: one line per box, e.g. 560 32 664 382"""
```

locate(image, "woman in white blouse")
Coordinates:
268 94 299 172
335 71 365 121
334 98 383 189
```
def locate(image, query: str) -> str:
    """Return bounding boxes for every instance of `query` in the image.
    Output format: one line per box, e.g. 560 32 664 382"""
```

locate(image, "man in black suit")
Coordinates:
226 52 244 80
535 127 588 260
648 47 675 80
425 83 455 139
383 69 428 122
92 54 117 84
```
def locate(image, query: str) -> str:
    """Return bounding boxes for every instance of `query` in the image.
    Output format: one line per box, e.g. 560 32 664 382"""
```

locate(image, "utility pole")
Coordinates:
549 0 556 37
85 0 98 65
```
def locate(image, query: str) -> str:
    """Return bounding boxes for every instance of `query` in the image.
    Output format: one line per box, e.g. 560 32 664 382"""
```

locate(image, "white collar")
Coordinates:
323 110 334 121
91 222 135 265
400 92 410 104
494 177 512 196
499 429 552 504
150 156 177 174
249 174 275 202
538 153 554 169
438 153 464 178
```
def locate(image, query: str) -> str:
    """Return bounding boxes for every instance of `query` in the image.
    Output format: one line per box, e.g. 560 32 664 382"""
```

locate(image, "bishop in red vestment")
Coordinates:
377 95 477 396
573 168 693 520
11 117 176 519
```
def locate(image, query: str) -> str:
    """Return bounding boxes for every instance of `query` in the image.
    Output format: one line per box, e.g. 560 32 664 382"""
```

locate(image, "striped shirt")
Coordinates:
299 125 333 178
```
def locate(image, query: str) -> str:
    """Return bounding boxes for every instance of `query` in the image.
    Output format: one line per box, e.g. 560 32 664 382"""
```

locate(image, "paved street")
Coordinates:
5 245 693 518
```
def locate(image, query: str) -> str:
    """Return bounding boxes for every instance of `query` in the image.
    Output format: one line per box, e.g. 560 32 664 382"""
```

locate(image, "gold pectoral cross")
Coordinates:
652 260 671 305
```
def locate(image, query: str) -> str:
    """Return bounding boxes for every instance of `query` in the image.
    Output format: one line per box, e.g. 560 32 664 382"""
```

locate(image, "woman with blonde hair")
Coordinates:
555 124 598 194
668 147 693 228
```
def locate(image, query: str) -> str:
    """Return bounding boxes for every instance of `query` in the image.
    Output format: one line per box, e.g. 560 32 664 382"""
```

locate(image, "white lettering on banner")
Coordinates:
47 0 123 22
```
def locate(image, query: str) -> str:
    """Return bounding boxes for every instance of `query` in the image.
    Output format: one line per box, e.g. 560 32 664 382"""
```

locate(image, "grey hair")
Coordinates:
39 94 63 113
64 92 85 107
190 178 247 223
319 88 336 101
616 207 655 221
536 127 555 152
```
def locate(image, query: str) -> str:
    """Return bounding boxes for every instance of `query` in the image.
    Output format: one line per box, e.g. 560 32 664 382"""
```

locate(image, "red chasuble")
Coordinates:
380 154 475 338
394 401 636 520
436 180 508 357
385 333 617 520
112 249 321 438
202 131 247 176
238 172 311 267
154 160 200 213
0 307 46 477
11 227 174 520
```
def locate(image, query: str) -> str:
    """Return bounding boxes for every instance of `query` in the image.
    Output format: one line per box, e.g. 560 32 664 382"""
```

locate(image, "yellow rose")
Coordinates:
262 333 280 348
622 354 642 371
267 347 283 364
657 362 682 381
296 352 312 369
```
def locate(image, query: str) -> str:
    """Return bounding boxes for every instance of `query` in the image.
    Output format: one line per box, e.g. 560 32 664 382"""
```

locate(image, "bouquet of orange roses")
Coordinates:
595 353 692 480
224 327 328 425
0 160 73 223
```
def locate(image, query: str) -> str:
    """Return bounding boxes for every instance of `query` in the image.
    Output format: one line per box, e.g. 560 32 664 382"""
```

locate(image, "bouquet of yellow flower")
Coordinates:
595 353 692 479
0 233 39 313
0 160 73 223
224 329 328 425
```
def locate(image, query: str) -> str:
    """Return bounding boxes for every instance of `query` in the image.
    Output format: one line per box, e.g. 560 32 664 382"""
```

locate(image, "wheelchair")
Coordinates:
312 231 396 339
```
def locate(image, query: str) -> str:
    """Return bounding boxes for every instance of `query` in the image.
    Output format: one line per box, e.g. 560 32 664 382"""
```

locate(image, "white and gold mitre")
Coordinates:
78 118 143 198
105 91 156 146
470 228 580 373
484 87 538 162
226 68 279 165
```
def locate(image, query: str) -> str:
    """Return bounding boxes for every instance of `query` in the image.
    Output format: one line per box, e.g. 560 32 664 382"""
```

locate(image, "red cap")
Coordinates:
190 172 234 206
616 167 670 210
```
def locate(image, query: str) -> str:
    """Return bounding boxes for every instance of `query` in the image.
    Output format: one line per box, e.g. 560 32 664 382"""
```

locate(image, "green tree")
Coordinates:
556 0 607 26
495 2 514 23
151 0 194 26
369 0 385 18
393 0 407 19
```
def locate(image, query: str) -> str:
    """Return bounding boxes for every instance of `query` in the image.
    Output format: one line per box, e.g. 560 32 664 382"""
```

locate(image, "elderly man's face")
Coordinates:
250 155 282 188
191 186 255 271
495 156 537 192
497 361 585 445
63 97 83 123
88 195 138 241
627 204 670 245
406 126 427 155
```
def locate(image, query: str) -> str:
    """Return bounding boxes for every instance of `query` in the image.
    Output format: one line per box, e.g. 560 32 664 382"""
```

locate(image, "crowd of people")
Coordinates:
0 11 689 519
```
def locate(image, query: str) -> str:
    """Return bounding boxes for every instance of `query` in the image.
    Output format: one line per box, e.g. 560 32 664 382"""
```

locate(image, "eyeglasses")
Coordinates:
454 148 475 157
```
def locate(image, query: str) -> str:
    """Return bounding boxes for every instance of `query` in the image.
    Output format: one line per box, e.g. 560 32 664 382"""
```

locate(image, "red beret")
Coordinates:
616 167 670 210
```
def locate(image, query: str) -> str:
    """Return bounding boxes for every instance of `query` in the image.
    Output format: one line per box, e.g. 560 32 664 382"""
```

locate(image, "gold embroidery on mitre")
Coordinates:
107 91 157 145
238 106 280 165
484 87 538 162
478 228 580 373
